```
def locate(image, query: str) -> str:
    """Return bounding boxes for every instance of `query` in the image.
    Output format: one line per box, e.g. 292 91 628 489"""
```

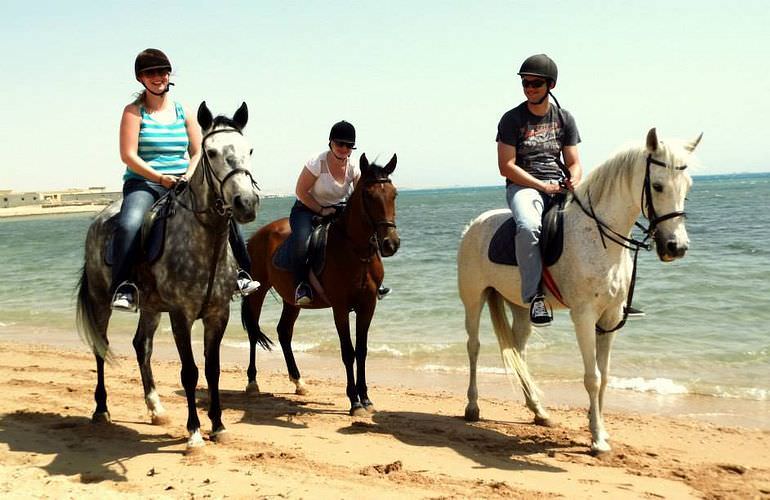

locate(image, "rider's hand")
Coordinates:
564 176 581 191
319 207 336 216
541 182 562 195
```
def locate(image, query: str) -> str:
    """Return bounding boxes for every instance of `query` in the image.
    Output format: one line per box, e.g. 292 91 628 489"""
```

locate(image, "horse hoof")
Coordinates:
364 404 377 414
295 386 309 396
534 416 556 427
245 382 260 395
186 430 206 452
464 406 480 422
91 411 111 424
349 404 368 417
210 429 231 444
151 413 171 426
590 442 612 456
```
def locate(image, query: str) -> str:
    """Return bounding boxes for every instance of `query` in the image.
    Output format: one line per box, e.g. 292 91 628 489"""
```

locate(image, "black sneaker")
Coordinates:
111 282 138 312
529 294 552 327
377 286 391 300
626 305 645 318
294 283 313 306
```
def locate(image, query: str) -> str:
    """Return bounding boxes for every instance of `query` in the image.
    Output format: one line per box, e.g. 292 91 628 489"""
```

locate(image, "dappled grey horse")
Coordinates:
76 102 259 450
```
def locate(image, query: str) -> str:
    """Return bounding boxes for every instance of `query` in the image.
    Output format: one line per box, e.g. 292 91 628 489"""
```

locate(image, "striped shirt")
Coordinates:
123 101 190 181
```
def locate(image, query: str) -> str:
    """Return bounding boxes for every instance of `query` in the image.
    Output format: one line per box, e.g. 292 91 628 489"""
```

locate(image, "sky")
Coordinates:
1 0 769 194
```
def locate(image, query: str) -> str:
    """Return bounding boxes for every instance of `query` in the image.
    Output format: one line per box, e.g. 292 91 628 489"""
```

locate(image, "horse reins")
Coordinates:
558 155 687 333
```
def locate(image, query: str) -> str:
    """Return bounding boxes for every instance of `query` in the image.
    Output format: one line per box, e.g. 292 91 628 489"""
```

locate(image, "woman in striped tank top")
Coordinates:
110 48 259 311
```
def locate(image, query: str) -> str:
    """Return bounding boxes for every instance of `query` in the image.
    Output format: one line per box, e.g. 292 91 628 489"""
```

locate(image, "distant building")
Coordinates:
1 187 121 208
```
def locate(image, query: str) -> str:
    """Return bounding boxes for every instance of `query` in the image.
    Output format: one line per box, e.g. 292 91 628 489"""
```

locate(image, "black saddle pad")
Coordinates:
273 220 329 276
488 195 566 267
104 194 174 267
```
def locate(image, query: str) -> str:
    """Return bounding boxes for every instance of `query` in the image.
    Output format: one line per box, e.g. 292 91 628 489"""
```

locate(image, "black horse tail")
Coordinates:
76 265 115 364
241 297 273 351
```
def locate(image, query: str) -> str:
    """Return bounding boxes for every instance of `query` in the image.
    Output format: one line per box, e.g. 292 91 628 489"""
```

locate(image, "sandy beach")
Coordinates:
0 339 768 499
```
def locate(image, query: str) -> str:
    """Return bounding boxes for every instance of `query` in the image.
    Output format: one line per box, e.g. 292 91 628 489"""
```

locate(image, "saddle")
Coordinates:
104 192 175 267
273 216 333 277
488 194 566 267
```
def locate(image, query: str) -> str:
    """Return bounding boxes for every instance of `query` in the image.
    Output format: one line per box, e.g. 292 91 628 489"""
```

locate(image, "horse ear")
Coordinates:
233 102 248 130
360 153 370 175
198 101 213 131
685 132 703 152
646 128 659 152
383 154 397 175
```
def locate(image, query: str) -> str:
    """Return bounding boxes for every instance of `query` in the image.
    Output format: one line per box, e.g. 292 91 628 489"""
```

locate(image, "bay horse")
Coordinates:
241 154 399 416
76 102 260 450
458 129 701 454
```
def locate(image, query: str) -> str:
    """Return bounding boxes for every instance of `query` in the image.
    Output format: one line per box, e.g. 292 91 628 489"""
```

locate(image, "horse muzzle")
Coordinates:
655 235 688 262
231 193 260 224
379 228 400 257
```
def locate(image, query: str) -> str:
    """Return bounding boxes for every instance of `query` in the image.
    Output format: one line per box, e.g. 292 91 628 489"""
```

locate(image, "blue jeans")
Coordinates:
110 178 253 294
287 200 315 286
111 179 167 293
505 183 559 303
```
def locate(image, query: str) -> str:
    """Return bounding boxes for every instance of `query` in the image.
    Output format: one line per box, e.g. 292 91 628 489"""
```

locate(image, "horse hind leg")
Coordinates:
462 289 486 422
508 303 552 426
243 286 272 395
132 311 169 425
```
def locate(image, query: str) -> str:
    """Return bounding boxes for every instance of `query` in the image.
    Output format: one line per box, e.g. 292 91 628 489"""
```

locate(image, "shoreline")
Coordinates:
3 330 768 432
0 339 768 498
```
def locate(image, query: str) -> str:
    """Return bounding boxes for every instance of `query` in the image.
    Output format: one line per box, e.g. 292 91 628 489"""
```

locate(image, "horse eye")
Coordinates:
652 183 663 193
249 148 254 156
207 149 218 159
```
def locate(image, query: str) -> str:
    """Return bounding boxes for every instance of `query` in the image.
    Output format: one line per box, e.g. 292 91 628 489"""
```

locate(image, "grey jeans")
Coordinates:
505 182 560 303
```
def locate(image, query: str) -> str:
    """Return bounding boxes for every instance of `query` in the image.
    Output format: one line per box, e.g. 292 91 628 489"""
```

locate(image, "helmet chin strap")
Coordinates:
533 89 561 108
144 81 174 96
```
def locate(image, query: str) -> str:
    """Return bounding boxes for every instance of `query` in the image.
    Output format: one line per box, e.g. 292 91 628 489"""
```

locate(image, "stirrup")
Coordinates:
111 281 139 313
236 269 260 297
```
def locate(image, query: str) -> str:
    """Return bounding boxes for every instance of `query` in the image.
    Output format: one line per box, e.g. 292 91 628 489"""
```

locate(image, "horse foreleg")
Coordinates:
203 312 228 442
596 330 616 442
169 313 203 449
572 311 610 454
133 311 168 425
354 303 376 413
92 354 111 423
462 293 484 422
277 302 306 395
509 304 551 426
332 308 362 416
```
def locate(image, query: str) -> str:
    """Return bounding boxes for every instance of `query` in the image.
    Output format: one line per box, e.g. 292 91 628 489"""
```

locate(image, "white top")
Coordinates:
305 151 360 207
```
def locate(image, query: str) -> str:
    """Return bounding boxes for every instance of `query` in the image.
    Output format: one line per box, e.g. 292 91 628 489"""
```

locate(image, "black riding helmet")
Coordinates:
135 48 172 79
517 54 558 84
329 120 356 145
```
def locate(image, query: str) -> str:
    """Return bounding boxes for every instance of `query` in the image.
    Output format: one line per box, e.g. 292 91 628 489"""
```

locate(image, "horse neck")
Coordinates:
571 152 646 243
335 187 374 251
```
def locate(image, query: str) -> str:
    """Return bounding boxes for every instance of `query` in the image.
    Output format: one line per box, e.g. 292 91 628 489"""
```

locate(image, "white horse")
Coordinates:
457 128 701 454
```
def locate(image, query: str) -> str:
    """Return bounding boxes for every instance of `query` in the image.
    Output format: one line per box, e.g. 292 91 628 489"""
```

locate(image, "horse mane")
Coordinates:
211 115 242 131
574 146 646 204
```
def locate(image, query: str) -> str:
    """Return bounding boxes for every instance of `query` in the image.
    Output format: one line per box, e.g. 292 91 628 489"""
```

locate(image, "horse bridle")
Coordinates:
564 155 688 334
175 127 258 219
360 178 398 257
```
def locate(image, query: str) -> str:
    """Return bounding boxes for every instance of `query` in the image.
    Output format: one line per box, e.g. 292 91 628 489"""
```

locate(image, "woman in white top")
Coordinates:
289 121 361 305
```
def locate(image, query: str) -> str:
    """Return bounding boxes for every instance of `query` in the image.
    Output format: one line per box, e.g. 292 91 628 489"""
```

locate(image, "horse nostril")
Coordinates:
666 241 680 255
233 195 245 212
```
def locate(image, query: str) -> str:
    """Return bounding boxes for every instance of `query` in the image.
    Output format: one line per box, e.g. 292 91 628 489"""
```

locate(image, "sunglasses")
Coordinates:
521 78 547 89
141 68 170 78
333 141 355 149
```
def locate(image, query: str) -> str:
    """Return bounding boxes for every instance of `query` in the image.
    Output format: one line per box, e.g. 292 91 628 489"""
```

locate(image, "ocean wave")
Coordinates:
608 376 688 395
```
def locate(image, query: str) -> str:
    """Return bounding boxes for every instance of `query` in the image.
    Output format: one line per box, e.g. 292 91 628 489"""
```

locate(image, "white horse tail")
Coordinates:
76 265 115 364
486 289 540 402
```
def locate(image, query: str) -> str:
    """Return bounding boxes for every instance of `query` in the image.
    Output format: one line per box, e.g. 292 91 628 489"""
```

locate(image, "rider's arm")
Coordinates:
295 167 327 214
183 104 202 179
119 104 176 189
563 145 582 190
497 142 561 194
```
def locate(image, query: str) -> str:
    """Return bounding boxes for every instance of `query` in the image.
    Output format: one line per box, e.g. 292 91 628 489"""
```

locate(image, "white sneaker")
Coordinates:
111 284 137 312
236 271 260 296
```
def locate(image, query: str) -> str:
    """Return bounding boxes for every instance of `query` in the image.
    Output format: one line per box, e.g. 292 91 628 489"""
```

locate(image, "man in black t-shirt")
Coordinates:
496 54 583 327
